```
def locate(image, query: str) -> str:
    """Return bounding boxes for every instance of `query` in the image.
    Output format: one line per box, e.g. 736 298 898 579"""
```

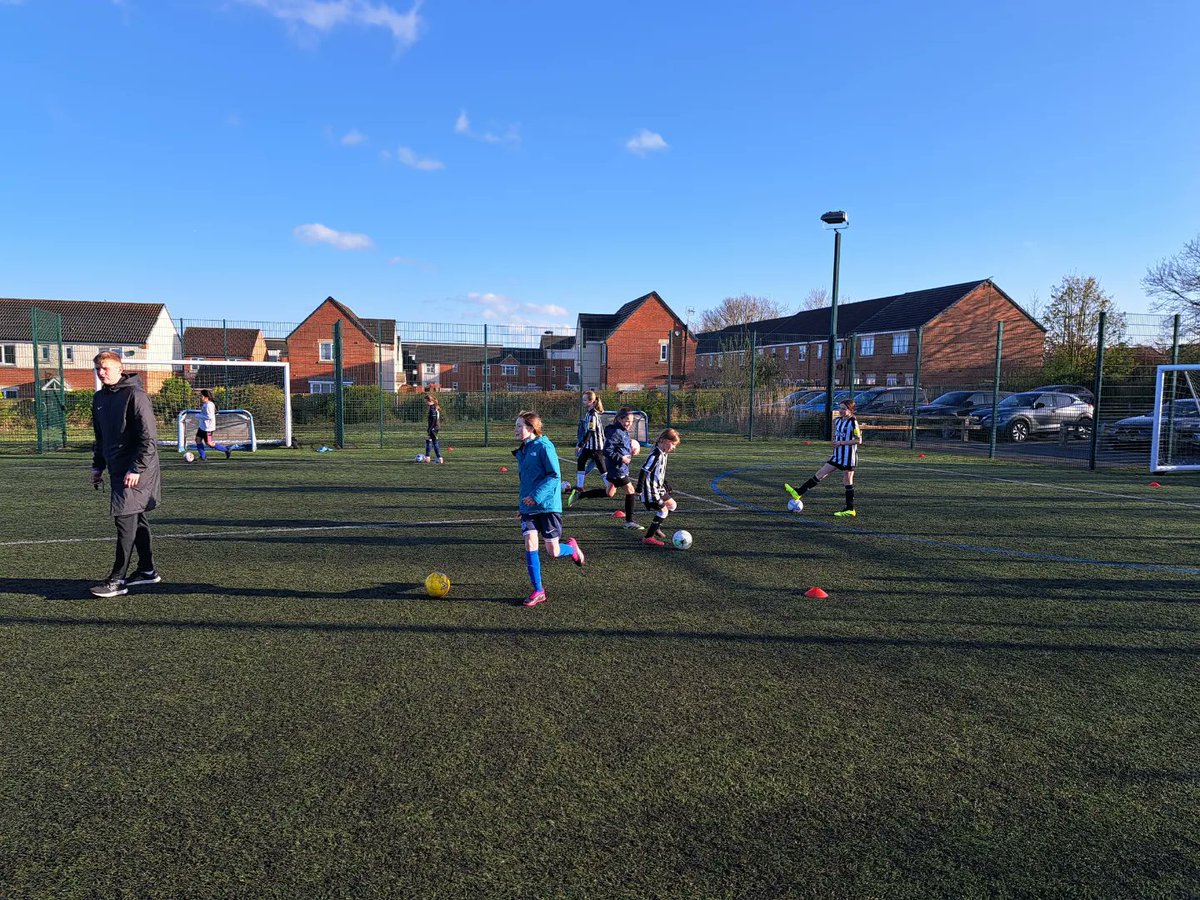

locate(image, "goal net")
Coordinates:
99 359 293 450
601 409 650 444
1151 364 1200 473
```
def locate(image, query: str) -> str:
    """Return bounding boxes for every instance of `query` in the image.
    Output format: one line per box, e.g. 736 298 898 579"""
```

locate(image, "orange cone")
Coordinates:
917 453 927 458
804 587 828 599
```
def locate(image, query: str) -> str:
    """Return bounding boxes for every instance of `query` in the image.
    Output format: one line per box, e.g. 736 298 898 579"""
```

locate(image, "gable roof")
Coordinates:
695 279 1039 353
182 326 263 359
0 297 169 344
577 291 687 345
286 296 392 345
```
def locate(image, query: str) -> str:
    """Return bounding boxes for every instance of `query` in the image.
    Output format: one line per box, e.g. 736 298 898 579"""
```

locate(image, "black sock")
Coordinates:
624 493 635 521
845 486 855 510
579 488 607 499
645 517 665 539
799 476 820 495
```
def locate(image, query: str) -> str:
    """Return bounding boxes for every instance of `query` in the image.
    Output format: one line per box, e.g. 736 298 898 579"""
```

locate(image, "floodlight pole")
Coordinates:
824 224 843 441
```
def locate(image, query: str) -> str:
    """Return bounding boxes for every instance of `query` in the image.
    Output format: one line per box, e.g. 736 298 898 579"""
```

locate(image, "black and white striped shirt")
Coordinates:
830 415 862 468
638 446 670 505
577 409 603 451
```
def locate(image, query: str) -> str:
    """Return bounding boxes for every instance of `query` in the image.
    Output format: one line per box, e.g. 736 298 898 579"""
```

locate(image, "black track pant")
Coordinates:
112 512 154 579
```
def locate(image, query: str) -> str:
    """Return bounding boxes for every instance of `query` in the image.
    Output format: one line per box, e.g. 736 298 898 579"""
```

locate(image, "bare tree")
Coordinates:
800 288 828 310
697 294 788 333
1143 234 1200 336
1044 274 1125 373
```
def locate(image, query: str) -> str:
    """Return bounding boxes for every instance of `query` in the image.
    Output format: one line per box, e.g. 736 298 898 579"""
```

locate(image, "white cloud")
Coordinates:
454 109 520 146
236 0 423 50
340 128 367 146
461 292 571 327
626 128 668 157
392 146 444 171
293 223 375 250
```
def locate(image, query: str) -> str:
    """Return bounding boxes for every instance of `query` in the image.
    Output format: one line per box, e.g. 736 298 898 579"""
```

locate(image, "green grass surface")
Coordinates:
1 439 1198 898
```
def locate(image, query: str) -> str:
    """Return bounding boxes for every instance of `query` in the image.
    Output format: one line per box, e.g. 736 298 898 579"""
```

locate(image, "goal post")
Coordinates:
1150 364 1200 473
96 359 293 450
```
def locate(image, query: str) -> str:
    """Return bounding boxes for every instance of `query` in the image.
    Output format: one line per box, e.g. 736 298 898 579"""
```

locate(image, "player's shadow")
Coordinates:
0 577 514 605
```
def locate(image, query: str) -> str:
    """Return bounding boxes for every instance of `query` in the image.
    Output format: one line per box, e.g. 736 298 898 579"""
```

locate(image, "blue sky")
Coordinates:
2 0 1198 331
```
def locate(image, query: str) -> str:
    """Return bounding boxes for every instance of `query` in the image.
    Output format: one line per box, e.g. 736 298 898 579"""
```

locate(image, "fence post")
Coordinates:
32 309 44 453
989 321 1003 459
847 332 857 398
666 330 674 428
1165 314 1181 461
482 325 489 448
377 322 385 449
333 320 345 448
1088 310 1106 470
747 330 757 441
909 326 924 449
222 318 230 398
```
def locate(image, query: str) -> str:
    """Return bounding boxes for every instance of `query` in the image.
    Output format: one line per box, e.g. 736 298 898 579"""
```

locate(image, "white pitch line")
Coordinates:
871 460 1200 510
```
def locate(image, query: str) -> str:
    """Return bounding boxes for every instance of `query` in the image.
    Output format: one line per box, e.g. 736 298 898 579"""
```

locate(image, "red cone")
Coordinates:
499 466 508 473
804 587 828 599
448 447 455 452
613 510 626 518
1149 481 1161 487
803 440 812 446
917 453 927 458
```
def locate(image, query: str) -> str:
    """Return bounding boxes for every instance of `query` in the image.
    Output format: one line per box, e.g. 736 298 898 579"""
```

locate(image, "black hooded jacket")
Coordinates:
92 371 161 515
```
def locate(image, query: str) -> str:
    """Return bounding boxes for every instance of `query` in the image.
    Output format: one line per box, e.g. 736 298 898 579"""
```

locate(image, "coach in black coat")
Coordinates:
89 351 161 597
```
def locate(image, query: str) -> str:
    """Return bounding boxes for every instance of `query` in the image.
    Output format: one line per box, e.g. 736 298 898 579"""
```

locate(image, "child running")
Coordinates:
513 410 585 607
566 390 607 507
566 406 644 531
424 392 444 463
195 390 232 460
785 397 862 517
637 428 681 547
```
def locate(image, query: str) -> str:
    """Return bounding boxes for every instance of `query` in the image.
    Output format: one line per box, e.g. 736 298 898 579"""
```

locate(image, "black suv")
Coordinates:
854 387 928 415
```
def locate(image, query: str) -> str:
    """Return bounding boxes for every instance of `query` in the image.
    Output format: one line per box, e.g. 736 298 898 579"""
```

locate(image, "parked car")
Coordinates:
773 389 824 410
1029 384 1096 405
971 391 1094 442
915 390 1012 419
790 389 862 417
1103 399 1200 448
854 386 929 415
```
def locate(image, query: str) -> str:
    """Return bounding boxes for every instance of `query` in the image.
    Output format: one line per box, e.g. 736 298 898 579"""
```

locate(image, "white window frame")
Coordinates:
502 364 517 376
41 345 51 361
451 382 459 390
2 387 18 398
784 346 790 360
860 336 874 357
659 341 669 362
835 341 843 360
864 373 877 385
892 333 909 355
817 344 824 360
423 363 437 376
528 366 537 376
886 373 898 386
1 345 15 365
319 341 334 362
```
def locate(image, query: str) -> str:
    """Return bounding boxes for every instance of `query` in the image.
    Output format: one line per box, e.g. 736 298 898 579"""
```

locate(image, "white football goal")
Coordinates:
1151 364 1200 473
97 359 293 450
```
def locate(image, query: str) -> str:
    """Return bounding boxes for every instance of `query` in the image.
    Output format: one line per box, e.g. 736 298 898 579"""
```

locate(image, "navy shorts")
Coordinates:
520 512 563 540
607 473 633 488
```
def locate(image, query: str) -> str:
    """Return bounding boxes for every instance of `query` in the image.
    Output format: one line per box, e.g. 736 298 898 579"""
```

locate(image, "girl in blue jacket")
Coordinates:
513 411 585 607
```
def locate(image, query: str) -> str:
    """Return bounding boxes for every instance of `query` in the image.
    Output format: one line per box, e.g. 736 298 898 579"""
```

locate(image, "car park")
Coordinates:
971 391 1094 442
1029 383 1096 406
1103 399 1200 448
854 386 929 415
915 390 1012 419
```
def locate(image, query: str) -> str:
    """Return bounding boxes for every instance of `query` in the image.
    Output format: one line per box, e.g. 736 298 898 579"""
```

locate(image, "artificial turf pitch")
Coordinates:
1 440 1197 897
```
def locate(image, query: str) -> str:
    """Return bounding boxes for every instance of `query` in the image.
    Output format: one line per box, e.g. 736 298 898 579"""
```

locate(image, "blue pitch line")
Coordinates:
710 464 1200 576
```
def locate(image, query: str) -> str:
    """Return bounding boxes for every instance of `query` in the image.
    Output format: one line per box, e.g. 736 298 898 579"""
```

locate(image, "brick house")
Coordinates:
403 339 575 392
0 297 181 397
694 279 1045 389
577 291 697 391
286 297 404 393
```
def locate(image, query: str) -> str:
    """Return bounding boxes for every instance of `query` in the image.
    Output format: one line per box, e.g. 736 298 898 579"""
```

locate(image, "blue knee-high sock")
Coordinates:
556 543 573 558
525 550 542 591
431 439 441 459
197 444 206 460
425 439 433 456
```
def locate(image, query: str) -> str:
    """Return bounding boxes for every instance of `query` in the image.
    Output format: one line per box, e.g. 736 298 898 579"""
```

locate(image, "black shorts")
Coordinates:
195 428 214 447
576 448 607 474
643 494 672 513
607 473 632 488
520 512 563 540
825 458 855 472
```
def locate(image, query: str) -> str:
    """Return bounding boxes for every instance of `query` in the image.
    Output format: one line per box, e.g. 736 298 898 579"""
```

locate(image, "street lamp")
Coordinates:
821 210 849 440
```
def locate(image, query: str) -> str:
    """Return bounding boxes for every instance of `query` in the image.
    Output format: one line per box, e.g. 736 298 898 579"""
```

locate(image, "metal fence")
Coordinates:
3 308 1197 472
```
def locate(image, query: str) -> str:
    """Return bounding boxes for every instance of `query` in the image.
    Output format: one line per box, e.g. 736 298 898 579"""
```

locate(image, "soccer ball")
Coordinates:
424 572 451 597
630 439 641 455
672 530 693 550
415 454 425 463
183 451 195 463
787 498 804 513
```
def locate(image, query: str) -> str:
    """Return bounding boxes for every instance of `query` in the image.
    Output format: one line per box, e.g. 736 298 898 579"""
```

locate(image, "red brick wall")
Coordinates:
603 298 696 390
921 283 1045 384
287 300 381 392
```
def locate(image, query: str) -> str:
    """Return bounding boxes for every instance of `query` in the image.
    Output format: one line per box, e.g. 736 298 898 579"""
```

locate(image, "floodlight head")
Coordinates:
820 210 849 226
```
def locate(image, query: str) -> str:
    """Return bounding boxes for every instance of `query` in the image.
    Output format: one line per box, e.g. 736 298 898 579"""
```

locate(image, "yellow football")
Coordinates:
424 572 451 598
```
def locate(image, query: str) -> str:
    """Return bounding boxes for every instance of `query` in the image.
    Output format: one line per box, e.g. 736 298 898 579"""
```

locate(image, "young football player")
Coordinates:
566 390 607 507
637 428 681 546
513 411 585 607
785 398 862 517
195 389 232 460
565 406 644 530
424 392 444 463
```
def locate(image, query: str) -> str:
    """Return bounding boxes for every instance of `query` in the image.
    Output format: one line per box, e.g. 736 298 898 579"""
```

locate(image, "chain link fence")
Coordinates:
3 305 1196 472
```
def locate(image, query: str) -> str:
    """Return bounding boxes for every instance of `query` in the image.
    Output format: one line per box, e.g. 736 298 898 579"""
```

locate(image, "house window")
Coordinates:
864 373 877 385
451 382 459 390
423 363 437 376
310 381 333 394
892 333 909 355
451 363 458 372
860 336 874 357
41 345 51 361
2 345 15 365
319 341 334 362
905 373 915 386
528 366 537 376
266 349 280 361
835 341 843 360
817 344 823 359
796 345 807 361
482 365 491 376
784 347 789 360
502 365 517 376
1 387 17 399
66 347 74 362
659 341 669 362
886 373 898 386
